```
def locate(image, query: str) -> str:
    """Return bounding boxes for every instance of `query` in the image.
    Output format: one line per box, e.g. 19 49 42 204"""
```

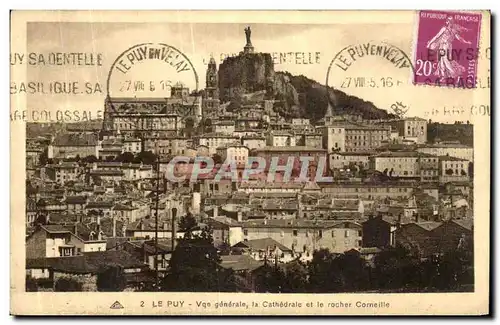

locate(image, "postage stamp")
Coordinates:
413 10 482 88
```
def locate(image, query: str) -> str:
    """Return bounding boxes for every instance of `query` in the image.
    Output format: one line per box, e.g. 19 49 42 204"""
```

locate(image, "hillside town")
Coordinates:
25 29 474 293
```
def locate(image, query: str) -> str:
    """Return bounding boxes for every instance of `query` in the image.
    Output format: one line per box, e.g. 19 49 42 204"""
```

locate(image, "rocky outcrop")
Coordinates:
217 51 395 121
218 53 275 103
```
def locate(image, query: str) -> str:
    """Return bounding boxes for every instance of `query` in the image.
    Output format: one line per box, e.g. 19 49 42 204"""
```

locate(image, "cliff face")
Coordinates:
278 72 396 122
217 51 395 121
218 53 275 103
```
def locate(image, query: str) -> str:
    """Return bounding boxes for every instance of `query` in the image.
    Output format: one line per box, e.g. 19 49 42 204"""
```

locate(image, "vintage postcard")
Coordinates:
10 10 490 316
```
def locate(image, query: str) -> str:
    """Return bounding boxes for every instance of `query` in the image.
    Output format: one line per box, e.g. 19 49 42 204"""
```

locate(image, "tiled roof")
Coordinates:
208 216 241 228
243 219 343 230
220 254 264 271
86 201 114 209
331 151 375 156
450 219 473 231
40 224 71 234
106 237 130 250
438 155 469 161
256 146 327 152
233 238 292 252
415 221 442 231
65 196 88 205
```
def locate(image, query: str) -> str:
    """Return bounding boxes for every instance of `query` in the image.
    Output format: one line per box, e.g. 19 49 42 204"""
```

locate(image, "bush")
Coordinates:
25 276 38 292
54 277 83 292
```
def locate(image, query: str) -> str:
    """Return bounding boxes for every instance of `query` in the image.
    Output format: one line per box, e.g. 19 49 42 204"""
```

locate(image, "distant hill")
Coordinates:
427 122 474 146
26 120 103 139
217 52 396 121
275 71 397 122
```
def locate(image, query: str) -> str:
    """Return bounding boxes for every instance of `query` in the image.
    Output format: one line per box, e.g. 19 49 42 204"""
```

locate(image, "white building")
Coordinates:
194 133 240 155
266 131 296 147
417 142 473 162
439 155 470 183
216 143 249 165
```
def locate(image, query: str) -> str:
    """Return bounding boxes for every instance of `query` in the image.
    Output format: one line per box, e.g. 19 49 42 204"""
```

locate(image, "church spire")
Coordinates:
325 101 334 118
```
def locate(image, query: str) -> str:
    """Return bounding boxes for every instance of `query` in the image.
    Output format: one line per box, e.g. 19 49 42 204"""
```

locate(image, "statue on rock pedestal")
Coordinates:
244 26 252 45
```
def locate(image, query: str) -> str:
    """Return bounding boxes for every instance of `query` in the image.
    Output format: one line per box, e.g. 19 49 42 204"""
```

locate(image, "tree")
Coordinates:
26 180 38 196
372 245 422 291
281 261 308 293
178 213 197 232
212 154 223 165
25 276 38 292
161 228 237 292
39 150 48 166
134 151 157 165
445 168 454 175
115 152 135 164
253 263 287 293
96 264 126 292
307 248 343 292
333 253 370 292
54 277 83 292
82 155 98 164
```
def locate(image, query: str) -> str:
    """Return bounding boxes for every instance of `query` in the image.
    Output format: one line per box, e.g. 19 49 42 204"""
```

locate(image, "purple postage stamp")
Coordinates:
413 10 482 88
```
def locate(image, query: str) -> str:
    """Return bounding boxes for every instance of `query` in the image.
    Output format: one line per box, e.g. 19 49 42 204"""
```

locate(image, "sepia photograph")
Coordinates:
10 10 490 315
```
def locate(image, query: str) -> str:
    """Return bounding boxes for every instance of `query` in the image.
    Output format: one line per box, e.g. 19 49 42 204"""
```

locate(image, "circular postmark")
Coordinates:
325 41 415 119
105 43 200 132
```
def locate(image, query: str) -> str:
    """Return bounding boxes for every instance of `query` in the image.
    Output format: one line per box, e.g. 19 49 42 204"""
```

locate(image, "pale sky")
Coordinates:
21 19 490 123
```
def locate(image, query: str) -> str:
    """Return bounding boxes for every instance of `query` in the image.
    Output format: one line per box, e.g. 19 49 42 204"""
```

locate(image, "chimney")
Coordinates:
398 214 402 223
112 217 116 237
74 223 78 237
213 206 218 218
237 210 243 222
415 213 419 223
264 219 267 225
96 215 101 239
122 221 127 237
192 192 201 214
171 213 177 250
163 222 169 230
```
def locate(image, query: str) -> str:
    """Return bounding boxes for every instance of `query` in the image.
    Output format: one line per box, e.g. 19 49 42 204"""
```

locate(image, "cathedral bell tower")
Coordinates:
203 56 220 117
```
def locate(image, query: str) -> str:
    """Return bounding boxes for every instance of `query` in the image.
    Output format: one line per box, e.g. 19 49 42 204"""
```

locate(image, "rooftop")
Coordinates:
242 219 361 230
233 237 292 252
256 146 327 153
220 255 264 272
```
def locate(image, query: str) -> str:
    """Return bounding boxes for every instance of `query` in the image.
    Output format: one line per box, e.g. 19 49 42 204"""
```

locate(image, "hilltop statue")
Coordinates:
245 26 252 45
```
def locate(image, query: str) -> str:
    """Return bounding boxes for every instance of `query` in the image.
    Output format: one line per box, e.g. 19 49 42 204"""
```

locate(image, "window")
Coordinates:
318 230 323 238
331 230 335 237
293 230 298 236
345 230 349 237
